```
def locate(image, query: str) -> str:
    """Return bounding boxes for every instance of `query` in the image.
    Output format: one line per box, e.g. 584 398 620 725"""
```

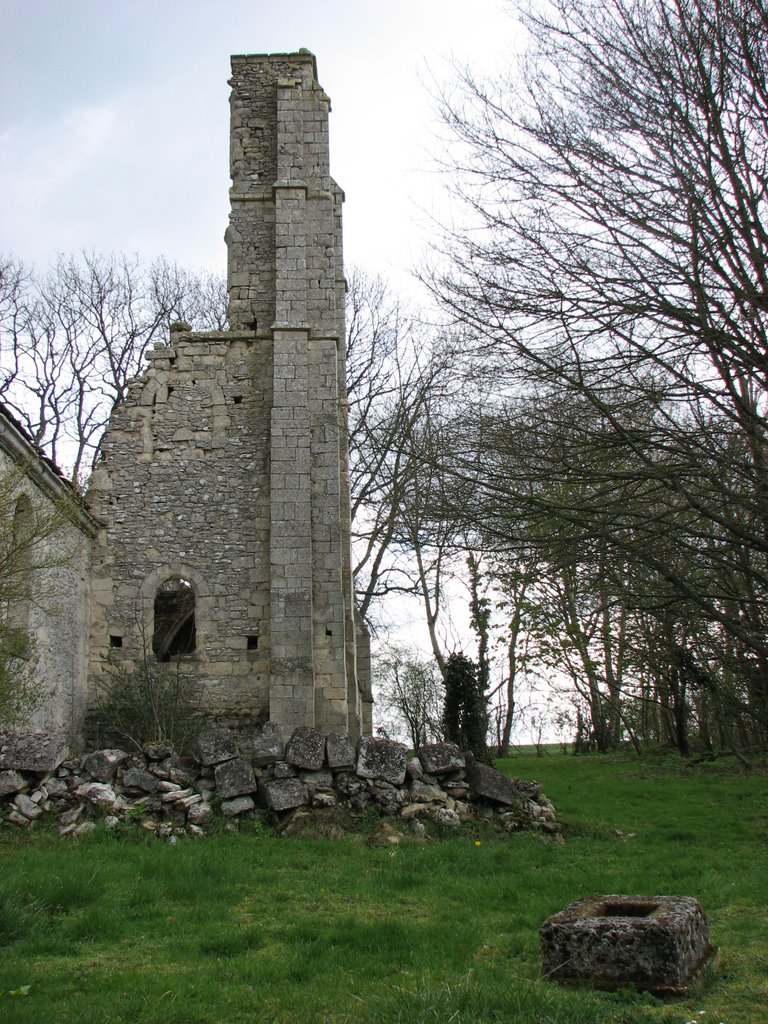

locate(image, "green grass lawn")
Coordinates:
0 751 765 1023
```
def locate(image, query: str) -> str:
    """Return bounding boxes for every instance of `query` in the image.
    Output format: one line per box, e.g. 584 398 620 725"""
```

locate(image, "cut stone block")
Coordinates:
356 737 407 785
0 732 68 773
259 777 309 812
187 802 214 825
83 748 129 782
251 722 284 766
75 782 117 807
196 729 238 766
221 795 255 817
417 742 465 776
148 756 175 779
0 770 27 797
7 809 32 828
143 742 176 761
540 895 721 996
326 732 355 769
122 768 160 793
410 779 447 804
13 792 43 820
214 758 257 799
299 769 334 791
465 761 535 806
58 804 84 827
285 727 325 770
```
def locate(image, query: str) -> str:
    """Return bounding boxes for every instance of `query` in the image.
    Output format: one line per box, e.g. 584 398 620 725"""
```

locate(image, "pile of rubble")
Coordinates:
0 727 558 840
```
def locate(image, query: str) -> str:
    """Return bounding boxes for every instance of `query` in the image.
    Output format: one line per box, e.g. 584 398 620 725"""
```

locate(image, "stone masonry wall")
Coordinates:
85 52 370 741
85 329 272 733
0 412 94 748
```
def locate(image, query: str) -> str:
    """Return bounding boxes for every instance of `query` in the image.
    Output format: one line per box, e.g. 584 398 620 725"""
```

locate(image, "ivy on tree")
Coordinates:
443 651 489 761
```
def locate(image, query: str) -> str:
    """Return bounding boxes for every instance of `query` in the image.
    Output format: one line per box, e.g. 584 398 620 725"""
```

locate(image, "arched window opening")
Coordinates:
152 578 196 661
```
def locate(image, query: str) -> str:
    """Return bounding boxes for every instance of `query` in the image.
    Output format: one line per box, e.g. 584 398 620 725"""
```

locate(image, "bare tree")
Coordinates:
345 268 461 646
429 0 768 749
0 252 227 485
373 644 444 749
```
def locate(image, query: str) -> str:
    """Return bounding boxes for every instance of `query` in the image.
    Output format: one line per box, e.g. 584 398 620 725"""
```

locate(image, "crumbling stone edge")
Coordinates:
0 728 558 842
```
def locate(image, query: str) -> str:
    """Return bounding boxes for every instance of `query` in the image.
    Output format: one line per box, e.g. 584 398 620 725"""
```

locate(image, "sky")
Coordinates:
0 0 518 290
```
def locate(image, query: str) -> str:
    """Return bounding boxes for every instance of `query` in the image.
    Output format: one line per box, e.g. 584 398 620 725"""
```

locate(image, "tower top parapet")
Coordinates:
225 51 344 339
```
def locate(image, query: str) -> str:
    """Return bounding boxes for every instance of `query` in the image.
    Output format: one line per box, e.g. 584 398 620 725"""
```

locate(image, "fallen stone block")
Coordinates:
196 729 238 766
466 761 529 807
221 795 255 817
400 802 431 821
7 809 32 827
58 804 84 827
143 742 175 761
430 807 461 828
83 748 129 783
285 727 325 770
410 779 447 804
0 732 68 773
13 792 43 820
251 722 284 766
418 742 465 776
214 758 257 799
0 769 27 797
356 737 407 786
75 782 117 807
311 791 337 808
187 801 213 825
259 777 309 812
326 732 355 769
122 767 160 793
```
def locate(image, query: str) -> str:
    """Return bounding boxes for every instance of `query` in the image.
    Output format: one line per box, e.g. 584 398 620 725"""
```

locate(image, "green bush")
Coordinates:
93 649 202 754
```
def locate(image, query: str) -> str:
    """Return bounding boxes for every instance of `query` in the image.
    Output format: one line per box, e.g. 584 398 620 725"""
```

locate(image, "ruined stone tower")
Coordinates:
86 52 372 741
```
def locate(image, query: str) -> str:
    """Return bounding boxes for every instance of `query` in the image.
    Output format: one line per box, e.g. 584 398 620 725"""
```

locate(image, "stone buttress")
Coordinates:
85 52 372 741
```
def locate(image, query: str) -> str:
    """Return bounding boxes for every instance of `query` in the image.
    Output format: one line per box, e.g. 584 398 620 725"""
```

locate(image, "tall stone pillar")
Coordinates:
226 51 365 734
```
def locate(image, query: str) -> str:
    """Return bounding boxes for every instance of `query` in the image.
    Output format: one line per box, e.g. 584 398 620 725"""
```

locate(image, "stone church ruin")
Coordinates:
3 52 372 749
86 51 372 743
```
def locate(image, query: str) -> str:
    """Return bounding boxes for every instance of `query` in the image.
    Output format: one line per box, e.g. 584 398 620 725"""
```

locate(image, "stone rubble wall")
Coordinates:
0 730 558 841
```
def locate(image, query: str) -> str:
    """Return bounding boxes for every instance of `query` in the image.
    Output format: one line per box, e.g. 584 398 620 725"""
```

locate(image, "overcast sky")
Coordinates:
1 0 517 290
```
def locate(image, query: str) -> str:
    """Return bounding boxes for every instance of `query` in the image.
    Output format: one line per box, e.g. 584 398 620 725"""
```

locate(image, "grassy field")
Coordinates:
0 751 765 1023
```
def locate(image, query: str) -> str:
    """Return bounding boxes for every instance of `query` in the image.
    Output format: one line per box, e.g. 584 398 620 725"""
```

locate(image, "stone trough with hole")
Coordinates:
540 894 721 996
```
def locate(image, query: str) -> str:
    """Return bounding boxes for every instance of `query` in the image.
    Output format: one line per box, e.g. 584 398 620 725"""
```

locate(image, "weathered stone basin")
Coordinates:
540 894 721 996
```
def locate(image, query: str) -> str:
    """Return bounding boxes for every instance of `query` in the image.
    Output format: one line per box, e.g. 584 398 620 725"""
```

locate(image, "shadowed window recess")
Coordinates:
152 578 196 661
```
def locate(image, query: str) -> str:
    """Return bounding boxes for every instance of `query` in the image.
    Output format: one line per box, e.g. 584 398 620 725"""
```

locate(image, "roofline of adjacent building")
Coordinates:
0 403 100 537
